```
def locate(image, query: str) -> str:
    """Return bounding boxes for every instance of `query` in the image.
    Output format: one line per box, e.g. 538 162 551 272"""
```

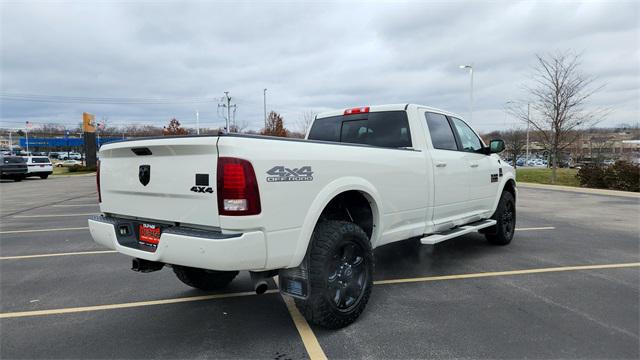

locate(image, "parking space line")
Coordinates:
281 295 328 360
12 213 99 218
0 290 279 319
0 263 637 321
274 277 327 360
373 262 640 285
515 226 556 231
0 250 117 260
0 226 89 234
52 204 98 207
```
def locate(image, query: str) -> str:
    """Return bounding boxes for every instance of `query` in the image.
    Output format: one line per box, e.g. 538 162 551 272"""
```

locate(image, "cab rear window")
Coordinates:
308 111 412 148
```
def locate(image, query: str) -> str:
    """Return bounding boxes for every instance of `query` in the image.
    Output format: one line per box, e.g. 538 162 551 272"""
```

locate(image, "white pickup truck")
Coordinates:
89 104 516 328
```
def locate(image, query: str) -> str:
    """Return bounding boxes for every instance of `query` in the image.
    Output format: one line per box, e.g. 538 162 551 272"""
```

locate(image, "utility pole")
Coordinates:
217 91 237 133
263 88 267 129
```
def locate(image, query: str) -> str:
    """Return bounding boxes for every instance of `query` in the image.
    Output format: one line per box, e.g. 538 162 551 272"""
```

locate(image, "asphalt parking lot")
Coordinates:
1 176 638 359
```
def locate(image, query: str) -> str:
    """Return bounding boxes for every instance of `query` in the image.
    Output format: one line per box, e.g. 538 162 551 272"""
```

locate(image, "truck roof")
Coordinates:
316 104 463 120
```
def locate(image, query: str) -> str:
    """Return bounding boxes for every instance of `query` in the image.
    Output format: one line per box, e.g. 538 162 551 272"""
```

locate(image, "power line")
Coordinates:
0 93 215 105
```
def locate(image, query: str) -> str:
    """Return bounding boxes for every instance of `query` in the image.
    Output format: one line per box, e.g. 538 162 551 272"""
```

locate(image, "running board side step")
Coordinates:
420 219 497 245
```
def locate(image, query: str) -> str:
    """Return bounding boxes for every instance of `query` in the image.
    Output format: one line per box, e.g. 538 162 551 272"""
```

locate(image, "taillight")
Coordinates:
96 160 101 203
217 157 261 216
344 106 370 115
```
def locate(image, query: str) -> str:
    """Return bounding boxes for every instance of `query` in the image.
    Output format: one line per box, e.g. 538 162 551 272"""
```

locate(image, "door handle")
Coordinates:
470 163 479 168
435 161 447 168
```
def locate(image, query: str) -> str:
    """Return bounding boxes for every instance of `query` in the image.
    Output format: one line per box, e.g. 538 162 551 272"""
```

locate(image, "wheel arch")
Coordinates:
287 177 382 268
490 176 517 215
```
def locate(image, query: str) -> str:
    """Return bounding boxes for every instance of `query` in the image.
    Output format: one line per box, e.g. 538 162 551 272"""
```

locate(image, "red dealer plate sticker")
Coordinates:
138 224 161 245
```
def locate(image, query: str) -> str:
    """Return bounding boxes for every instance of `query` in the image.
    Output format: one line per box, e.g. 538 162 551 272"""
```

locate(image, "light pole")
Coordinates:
459 65 473 122
525 102 530 164
196 110 200 135
263 88 267 129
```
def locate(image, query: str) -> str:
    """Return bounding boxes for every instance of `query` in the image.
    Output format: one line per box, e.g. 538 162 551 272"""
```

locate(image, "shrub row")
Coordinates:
68 165 97 173
577 161 639 192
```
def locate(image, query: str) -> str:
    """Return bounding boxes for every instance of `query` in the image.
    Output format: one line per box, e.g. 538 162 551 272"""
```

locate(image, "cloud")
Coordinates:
1 0 638 132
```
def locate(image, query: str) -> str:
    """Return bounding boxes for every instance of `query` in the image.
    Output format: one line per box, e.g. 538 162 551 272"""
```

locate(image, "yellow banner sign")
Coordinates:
83 112 96 133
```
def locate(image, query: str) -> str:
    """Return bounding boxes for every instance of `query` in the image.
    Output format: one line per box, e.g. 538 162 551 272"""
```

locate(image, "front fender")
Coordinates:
490 174 517 216
286 176 382 268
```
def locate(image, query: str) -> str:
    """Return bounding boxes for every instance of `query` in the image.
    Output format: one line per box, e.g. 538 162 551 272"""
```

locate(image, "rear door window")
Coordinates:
425 112 458 150
308 111 412 148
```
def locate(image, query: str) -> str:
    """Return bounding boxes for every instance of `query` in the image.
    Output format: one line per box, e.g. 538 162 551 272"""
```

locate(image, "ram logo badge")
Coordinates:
139 165 151 186
266 166 313 182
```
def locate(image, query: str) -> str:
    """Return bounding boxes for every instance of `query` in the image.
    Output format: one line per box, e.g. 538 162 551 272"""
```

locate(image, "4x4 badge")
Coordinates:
266 166 313 182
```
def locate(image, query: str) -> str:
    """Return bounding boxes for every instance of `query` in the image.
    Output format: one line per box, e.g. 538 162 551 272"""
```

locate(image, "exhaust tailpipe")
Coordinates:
250 271 274 295
131 258 164 273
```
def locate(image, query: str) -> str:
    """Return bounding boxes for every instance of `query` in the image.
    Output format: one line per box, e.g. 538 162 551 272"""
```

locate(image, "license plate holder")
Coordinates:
138 223 161 246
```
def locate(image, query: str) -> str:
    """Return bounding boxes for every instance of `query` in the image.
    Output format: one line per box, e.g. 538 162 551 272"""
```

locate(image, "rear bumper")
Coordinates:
88 216 267 271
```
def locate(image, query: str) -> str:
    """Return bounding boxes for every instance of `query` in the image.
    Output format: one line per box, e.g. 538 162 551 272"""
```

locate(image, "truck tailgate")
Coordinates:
98 136 220 228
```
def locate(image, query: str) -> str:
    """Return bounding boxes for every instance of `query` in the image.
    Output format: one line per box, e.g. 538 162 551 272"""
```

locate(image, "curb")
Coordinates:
51 172 96 178
518 182 640 198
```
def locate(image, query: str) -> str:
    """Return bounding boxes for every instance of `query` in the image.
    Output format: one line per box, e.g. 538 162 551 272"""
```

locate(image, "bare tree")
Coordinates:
502 129 527 168
296 110 316 135
510 52 607 183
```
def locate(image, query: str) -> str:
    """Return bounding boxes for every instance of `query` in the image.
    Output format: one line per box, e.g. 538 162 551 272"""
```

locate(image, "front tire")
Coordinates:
485 191 516 245
294 220 373 329
172 266 238 291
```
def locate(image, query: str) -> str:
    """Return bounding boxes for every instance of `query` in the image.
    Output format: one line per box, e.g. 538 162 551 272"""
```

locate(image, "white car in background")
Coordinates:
24 156 53 179
56 159 82 168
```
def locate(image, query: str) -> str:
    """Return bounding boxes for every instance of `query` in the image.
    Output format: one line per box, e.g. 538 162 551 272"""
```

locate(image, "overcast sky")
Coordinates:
1 0 638 133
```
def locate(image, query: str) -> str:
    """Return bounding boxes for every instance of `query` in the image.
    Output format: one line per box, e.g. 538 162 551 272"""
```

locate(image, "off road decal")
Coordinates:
266 166 313 182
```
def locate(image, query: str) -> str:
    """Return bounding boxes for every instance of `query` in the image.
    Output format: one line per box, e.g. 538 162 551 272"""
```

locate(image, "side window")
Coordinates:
307 116 341 142
451 117 483 152
425 112 457 150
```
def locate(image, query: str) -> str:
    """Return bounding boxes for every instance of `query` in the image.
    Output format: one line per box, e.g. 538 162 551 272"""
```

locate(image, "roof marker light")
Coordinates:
344 106 370 115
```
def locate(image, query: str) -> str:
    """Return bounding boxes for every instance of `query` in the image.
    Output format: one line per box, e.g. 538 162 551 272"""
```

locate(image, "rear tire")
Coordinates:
294 220 373 329
172 266 238 290
485 191 516 245
13 176 23 182
40 174 49 179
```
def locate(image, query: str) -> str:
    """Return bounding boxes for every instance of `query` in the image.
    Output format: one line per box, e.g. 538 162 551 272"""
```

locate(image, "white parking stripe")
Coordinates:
515 227 556 231
52 204 98 207
12 213 99 218
0 227 89 234
0 250 117 260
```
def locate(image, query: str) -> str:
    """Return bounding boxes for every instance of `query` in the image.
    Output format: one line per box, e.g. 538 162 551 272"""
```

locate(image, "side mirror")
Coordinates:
489 139 505 154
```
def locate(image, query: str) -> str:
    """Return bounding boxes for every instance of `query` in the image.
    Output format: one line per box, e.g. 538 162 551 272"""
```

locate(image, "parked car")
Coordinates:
89 104 517 329
24 156 53 179
0 155 28 181
58 152 82 160
56 160 82 167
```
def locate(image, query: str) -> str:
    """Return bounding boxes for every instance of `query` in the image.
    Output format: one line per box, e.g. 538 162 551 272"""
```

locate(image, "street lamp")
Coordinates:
459 64 473 122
